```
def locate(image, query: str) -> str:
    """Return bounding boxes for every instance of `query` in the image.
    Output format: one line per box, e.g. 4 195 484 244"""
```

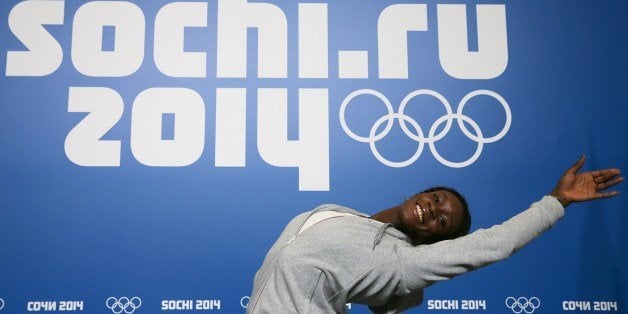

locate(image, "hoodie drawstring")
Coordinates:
372 223 392 250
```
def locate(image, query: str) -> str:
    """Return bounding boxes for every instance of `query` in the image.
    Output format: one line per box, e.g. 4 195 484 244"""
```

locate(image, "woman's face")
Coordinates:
400 190 464 243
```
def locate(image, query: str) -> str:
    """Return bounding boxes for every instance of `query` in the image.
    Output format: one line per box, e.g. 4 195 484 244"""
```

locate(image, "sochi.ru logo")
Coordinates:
106 297 142 314
505 296 541 314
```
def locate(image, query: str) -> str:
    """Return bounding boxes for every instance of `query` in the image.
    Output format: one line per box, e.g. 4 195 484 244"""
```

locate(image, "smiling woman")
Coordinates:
246 156 623 313
371 186 471 245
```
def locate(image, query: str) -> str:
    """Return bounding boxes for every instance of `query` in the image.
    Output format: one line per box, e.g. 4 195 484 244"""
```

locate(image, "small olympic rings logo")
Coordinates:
339 89 511 168
505 296 541 313
240 296 250 309
0 298 4 310
106 297 142 314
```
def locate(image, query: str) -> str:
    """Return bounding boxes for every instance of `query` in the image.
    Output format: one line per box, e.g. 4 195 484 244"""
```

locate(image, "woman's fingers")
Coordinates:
596 176 624 191
590 169 623 190
567 155 586 174
589 168 621 179
595 190 620 199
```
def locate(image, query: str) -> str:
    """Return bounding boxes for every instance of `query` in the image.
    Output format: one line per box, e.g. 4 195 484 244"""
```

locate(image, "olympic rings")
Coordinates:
0 298 4 310
340 89 395 143
240 296 250 308
106 297 142 314
368 113 424 167
505 296 541 314
339 89 511 168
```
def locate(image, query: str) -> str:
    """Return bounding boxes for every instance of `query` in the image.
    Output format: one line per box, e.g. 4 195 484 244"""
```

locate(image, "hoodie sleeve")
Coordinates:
369 289 423 314
397 196 564 293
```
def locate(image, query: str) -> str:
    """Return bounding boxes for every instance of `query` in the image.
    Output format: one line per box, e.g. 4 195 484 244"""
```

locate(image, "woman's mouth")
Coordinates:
415 203 424 224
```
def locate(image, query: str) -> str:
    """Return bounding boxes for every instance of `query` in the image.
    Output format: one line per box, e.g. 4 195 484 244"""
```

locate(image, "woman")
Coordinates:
247 156 623 313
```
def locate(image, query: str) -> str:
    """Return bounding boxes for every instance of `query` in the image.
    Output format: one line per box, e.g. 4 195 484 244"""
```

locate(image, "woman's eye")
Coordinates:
440 216 446 226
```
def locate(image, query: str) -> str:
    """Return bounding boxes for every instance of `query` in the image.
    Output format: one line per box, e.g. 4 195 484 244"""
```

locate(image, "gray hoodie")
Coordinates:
247 196 564 313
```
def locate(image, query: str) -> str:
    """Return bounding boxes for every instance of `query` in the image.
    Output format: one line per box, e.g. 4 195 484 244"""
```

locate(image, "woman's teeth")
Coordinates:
416 204 424 224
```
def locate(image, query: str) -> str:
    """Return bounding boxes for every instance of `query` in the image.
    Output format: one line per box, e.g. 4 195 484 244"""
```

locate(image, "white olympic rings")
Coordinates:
0 298 4 310
339 89 511 168
106 297 142 314
505 296 541 314
240 296 250 308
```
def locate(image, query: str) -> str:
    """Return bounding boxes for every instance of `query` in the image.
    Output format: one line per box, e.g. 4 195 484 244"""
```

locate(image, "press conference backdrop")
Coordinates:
1 0 626 313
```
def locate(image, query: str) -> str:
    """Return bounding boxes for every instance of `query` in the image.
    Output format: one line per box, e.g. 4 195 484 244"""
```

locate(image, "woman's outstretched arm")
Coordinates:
396 156 622 296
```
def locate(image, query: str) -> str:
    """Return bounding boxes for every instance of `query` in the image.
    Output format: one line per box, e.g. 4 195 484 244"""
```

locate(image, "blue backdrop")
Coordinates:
1 1 626 313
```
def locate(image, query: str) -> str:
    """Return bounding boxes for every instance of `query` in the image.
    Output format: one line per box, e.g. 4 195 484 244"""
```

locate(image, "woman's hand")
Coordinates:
550 155 623 207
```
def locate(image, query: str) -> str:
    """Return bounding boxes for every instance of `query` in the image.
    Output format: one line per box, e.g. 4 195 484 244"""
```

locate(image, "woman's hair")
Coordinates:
420 186 472 240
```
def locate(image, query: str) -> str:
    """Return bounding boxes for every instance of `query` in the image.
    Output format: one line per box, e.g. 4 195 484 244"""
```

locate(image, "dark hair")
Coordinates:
420 186 471 240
